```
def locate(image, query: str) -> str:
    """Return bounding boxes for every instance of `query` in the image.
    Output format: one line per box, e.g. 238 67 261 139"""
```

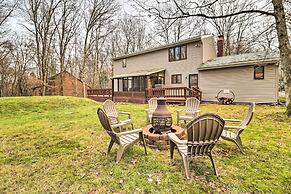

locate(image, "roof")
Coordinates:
112 68 165 79
31 82 53 90
198 52 279 70
49 70 83 83
112 35 210 61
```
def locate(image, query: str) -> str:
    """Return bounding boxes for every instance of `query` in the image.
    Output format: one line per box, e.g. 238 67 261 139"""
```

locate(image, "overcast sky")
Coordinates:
118 0 135 13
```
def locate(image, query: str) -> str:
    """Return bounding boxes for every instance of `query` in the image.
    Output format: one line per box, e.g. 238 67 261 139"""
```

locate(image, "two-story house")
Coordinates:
111 35 279 104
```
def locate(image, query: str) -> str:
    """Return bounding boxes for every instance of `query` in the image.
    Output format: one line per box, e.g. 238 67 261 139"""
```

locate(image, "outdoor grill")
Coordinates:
150 97 173 134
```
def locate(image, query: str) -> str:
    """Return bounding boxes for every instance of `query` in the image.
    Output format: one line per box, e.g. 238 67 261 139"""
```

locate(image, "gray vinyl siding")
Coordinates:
199 64 278 103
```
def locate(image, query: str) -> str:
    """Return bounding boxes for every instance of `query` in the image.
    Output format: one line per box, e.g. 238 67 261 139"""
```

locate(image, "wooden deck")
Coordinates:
88 87 202 104
87 89 112 102
113 91 146 103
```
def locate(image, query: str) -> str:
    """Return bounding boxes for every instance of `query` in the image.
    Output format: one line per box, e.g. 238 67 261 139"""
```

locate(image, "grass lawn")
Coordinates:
0 96 290 193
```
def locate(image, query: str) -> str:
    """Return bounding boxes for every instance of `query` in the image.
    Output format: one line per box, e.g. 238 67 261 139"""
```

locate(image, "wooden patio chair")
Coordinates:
103 99 133 131
221 102 255 154
169 113 225 179
97 108 147 163
145 97 158 125
176 97 200 126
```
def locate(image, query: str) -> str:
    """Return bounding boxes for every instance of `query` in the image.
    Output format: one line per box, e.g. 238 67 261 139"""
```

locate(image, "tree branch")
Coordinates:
153 8 275 20
0 0 18 27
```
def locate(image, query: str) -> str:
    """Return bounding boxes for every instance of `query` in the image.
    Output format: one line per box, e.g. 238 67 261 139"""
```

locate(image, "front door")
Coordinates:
189 74 198 89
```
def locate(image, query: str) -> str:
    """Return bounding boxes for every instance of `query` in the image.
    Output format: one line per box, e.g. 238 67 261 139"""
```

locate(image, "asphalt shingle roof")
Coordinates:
112 68 165 79
112 35 209 61
198 52 279 70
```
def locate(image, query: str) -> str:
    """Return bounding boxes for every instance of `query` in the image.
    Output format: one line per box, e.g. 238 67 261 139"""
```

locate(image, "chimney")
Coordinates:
217 35 224 57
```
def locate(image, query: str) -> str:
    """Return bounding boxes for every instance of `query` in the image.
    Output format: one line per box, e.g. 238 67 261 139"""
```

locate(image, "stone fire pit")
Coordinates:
143 125 185 150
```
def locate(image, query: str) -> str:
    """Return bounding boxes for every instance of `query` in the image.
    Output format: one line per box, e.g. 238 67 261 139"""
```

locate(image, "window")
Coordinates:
132 76 145 91
123 76 145 91
123 77 132 91
169 45 187 61
181 46 187 59
123 78 128 91
122 59 127 68
169 48 175 61
149 71 165 88
254 65 264 79
189 74 198 88
171 74 182 84
175 47 181 60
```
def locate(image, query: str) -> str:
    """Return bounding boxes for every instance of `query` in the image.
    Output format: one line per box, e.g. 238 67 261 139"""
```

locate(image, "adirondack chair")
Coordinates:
97 108 147 163
221 102 255 154
145 97 158 125
176 97 200 125
103 99 132 131
169 113 225 179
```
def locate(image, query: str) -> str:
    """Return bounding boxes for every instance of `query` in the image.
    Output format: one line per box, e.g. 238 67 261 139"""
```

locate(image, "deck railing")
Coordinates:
87 88 112 97
88 87 202 103
145 87 201 101
188 87 202 101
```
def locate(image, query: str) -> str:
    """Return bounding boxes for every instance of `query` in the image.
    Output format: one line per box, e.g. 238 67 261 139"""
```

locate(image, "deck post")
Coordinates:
144 76 147 103
112 79 114 101
145 89 147 103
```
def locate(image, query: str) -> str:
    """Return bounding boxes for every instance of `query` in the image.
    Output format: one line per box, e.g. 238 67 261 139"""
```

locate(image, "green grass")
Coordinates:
0 96 290 193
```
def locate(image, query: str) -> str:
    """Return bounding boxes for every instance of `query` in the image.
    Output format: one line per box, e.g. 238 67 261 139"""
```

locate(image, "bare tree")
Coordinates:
80 0 119 82
87 19 115 88
23 0 61 95
203 0 259 55
110 14 153 56
134 0 204 44
9 37 35 96
1 0 124 96
0 0 16 96
0 0 18 28
0 41 13 96
54 0 80 95
154 17 191 44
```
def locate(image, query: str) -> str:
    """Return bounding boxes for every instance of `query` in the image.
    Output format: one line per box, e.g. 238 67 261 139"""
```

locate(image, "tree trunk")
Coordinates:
272 0 291 116
60 65 64 96
60 49 65 96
